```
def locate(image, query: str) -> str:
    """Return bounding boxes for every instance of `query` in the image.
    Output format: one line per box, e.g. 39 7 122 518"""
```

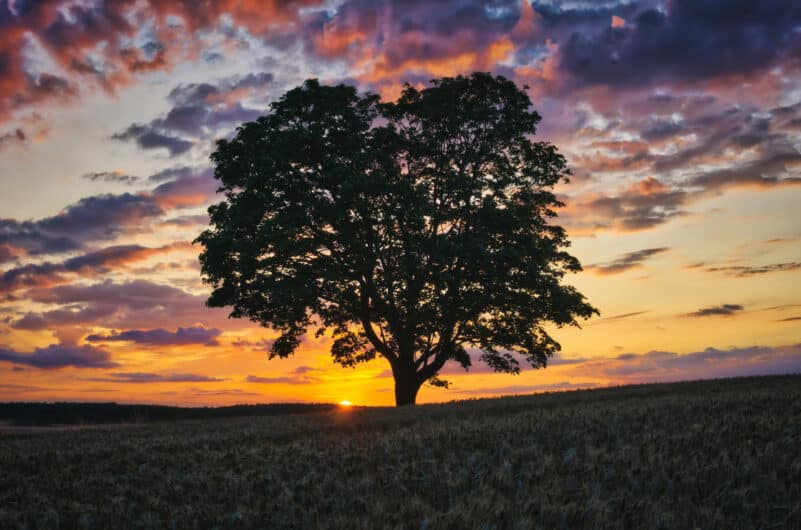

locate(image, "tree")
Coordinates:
195 72 598 406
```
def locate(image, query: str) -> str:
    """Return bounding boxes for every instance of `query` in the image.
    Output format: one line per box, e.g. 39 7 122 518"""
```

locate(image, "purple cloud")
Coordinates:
10 279 228 333
86 326 222 346
557 0 801 89
0 193 164 256
569 344 801 383
0 343 118 369
112 123 193 156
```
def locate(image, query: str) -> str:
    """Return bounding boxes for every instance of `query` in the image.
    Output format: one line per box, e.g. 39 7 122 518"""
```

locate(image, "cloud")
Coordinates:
557 0 801 90
0 0 305 124
310 0 526 92
0 342 117 369
688 150 801 191
81 171 139 184
231 338 274 352
685 304 744 317
11 305 112 331
587 247 669 275
0 243 183 294
703 262 801 277
561 178 687 234
168 72 274 107
150 167 217 209
246 372 320 385
112 123 193 155
116 71 272 148
1 167 215 261
17 279 227 331
86 326 222 346
566 343 801 383
0 193 164 256
88 372 224 383
603 311 648 321
293 365 320 374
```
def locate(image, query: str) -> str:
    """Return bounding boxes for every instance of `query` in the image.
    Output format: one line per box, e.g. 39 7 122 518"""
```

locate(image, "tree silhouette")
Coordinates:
196 73 597 406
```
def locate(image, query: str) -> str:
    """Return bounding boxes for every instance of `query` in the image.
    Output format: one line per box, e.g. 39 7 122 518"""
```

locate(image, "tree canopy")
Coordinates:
196 72 598 405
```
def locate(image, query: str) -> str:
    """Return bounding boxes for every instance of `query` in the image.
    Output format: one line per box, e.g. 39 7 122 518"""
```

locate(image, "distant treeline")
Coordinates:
0 402 336 426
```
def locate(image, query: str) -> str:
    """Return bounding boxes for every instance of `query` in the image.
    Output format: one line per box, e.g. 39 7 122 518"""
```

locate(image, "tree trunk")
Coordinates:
394 373 421 406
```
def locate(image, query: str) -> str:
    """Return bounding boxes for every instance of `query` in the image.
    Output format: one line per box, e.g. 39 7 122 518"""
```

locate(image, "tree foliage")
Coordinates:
196 73 598 405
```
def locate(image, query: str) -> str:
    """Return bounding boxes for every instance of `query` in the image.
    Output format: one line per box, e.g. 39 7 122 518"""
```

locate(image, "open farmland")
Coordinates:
2 375 800 529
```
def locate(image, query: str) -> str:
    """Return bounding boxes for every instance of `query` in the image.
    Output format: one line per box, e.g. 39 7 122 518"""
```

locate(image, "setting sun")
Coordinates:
339 400 353 407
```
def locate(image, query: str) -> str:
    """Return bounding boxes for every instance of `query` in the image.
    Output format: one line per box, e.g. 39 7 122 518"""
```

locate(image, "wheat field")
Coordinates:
1 375 800 529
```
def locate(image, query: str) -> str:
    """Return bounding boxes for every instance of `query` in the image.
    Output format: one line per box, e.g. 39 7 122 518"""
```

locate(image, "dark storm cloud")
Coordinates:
685 304 744 317
558 0 801 89
587 247 669 275
86 326 222 346
112 123 193 156
0 342 118 369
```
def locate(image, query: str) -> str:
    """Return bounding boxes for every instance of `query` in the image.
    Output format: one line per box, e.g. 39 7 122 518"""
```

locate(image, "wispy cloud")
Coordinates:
685 304 744 317
88 372 225 383
587 248 670 275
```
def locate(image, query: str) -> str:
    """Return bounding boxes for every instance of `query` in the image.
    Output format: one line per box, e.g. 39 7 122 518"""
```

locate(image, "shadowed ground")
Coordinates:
1 375 800 529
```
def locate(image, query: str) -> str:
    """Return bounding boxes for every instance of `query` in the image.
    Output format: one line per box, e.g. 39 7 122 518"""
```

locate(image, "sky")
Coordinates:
1 0 800 406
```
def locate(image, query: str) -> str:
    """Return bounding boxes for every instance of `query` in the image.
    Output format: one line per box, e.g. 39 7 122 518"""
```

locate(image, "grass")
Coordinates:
1 374 800 529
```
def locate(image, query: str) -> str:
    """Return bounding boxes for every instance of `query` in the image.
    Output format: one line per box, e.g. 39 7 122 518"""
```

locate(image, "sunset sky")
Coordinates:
1 0 800 406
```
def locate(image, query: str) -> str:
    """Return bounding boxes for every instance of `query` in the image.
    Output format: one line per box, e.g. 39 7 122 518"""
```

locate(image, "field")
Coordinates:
2 375 800 529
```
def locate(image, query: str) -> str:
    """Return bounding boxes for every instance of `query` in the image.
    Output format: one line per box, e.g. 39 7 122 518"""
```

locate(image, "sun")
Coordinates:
338 400 353 407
